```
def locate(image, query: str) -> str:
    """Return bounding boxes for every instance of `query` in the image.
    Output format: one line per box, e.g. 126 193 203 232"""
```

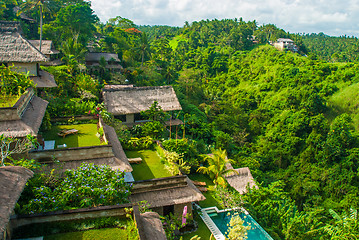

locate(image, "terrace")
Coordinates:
126 148 172 181
39 121 106 150
29 117 132 173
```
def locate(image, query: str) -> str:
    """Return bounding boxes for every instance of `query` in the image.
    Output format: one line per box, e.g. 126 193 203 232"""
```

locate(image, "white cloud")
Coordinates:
90 0 359 36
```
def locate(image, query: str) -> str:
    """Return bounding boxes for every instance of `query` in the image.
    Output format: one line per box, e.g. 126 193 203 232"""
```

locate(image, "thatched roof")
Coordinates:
0 166 33 237
0 21 22 33
130 176 205 208
30 70 57 88
103 85 182 115
225 167 258 194
13 7 35 22
102 123 132 171
28 40 60 55
0 26 48 63
85 52 120 62
0 96 48 137
41 157 131 174
139 212 166 240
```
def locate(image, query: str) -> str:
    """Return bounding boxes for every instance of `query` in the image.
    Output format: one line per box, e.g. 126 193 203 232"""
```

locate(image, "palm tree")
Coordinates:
134 32 150 67
60 34 87 63
197 148 237 186
20 0 56 51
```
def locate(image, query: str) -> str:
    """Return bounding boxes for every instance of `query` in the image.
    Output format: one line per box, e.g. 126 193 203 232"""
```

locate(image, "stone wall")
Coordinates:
29 145 114 162
0 88 33 121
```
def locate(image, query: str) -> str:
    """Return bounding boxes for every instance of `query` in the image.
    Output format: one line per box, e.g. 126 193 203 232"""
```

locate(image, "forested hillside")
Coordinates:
302 33 359 62
139 20 359 238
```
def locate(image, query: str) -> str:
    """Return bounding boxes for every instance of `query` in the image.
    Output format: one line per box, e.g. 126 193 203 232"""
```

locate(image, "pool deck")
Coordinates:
194 204 225 240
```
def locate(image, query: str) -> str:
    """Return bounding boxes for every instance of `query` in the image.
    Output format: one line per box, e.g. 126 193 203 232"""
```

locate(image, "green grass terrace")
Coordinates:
40 121 106 149
125 148 172 181
0 94 21 108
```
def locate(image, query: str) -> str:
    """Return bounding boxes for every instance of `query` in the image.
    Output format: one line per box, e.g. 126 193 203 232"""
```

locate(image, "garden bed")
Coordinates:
125 149 172 180
41 122 106 149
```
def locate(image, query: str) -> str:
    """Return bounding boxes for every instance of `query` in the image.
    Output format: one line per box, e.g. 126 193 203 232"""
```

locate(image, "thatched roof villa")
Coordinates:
0 88 48 138
225 167 258 194
0 21 57 88
103 85 182 124
0 166 33 240
130 175 205 218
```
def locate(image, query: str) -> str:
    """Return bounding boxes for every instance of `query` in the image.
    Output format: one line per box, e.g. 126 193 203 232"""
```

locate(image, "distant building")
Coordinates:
0 21 57 88
273 38 298 52
85 52 122 70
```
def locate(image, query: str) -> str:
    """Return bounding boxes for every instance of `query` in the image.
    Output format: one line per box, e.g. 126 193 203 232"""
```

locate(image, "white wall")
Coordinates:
11 63 38 76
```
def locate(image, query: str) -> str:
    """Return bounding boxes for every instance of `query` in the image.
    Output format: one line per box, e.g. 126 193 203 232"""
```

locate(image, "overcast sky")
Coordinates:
91 0 359 37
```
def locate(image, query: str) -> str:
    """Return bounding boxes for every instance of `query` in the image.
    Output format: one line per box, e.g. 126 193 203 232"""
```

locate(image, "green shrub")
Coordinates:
123 136 154 150
18 163 132 214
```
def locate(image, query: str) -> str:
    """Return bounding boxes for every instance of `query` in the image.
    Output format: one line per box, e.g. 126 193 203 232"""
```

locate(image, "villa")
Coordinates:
0 21 57 88
102 85 182 126
273 38 298 52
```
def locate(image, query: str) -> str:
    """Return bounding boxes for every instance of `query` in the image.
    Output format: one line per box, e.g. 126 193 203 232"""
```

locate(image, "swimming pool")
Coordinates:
201 207 273 240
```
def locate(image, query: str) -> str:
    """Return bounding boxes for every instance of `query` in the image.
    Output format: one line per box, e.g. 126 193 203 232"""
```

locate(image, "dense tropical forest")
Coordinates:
2 0 359 239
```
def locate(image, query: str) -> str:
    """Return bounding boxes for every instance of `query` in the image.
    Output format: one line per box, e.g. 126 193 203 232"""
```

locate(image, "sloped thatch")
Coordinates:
85 52 120 62
130 176 205 208
0 96 48 137
41 157 131 174
30 70 57 88
28 40 60 55
0 166 33 238
102 123 132 171
0 21 22 33
103 85 182 115
225 167 258 194
0 27 48 63
139 212 166 240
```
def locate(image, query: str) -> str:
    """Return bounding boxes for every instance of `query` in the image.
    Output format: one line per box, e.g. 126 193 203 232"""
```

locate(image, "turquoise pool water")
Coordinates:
208 211 272 240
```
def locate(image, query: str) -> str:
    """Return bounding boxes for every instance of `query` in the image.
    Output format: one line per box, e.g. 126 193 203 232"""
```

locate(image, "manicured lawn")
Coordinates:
188 173 222 208
44 227 129 240
41 123 106 148
126 150 172 180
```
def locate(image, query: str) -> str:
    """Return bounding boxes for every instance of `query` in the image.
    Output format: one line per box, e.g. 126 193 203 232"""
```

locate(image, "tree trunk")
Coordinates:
39 4 43 52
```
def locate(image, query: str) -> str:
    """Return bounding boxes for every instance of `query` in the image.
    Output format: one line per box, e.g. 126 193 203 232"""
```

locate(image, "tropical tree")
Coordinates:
0 135 37 166
60 34 87 63
135 32 151 67
197 148 237 186
20 0 48 51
